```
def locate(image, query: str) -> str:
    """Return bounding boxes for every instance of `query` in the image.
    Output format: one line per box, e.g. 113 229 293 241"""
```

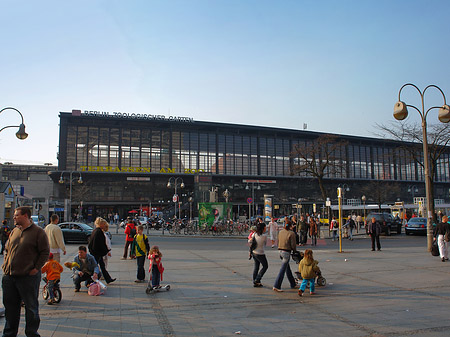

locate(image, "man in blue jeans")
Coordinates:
273 221 298 292
2 206 50 337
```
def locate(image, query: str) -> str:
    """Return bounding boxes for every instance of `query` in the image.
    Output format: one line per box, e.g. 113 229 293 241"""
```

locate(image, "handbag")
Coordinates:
88 281 105 296
431 241 440 256
249 235 257 260
445 230 450 242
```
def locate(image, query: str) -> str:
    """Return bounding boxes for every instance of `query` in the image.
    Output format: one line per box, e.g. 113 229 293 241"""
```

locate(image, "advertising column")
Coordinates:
264 195 273 223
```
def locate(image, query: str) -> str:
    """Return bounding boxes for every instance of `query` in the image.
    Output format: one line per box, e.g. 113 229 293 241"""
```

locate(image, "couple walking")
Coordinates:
249 220 298 291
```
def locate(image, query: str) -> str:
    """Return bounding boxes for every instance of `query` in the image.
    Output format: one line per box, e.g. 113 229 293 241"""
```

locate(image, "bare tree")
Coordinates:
375 121 450 221
361 180 401 210
291 134 348 202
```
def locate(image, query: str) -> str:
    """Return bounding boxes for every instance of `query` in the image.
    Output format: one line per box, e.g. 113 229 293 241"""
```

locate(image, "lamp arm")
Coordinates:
0 125 20 133
423 85 447 105
405 104 422 116
398 83 422 102
424 106 445 118
0 107 25 124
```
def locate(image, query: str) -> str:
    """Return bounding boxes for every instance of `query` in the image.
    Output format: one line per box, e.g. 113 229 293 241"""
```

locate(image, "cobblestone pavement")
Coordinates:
1 231 449 336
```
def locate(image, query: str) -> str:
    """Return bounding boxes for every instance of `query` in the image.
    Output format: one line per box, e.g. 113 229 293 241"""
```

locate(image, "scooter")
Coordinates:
146 284 171 294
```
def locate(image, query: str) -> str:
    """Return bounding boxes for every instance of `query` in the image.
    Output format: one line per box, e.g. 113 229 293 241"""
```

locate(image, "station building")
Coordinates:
48 110 450 221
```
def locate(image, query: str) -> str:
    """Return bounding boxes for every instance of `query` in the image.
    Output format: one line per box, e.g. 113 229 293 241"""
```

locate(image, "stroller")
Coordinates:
291 251 327 287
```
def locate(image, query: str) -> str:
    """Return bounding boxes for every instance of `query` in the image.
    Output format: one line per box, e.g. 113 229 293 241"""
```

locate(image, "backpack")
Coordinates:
128 225 137 239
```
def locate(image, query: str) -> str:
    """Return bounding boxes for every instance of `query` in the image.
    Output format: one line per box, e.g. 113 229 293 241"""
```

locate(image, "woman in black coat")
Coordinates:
88 218 116 284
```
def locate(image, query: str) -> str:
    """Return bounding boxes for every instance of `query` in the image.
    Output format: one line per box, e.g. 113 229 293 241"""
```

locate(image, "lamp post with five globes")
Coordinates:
393 83 450 251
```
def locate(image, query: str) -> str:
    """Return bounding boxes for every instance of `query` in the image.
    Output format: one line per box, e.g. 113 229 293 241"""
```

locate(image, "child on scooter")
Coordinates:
148 246 164 289
298 249 320 296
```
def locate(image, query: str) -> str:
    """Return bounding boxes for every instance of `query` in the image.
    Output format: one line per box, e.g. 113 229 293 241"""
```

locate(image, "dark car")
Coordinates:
405 217 436 235
85 223 113 242
366 212 402 236
58 222 93 243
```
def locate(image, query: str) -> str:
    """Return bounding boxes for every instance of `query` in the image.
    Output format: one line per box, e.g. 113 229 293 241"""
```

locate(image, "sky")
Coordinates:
1 0 450 165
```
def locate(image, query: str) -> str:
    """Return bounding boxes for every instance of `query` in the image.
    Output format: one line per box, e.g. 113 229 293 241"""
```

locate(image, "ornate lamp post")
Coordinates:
0 107 28 139
361 195 366 231
188 196 194 223
167 177 184 220
59 171 83 221
407 185 419 203
394 83 450 251
223 189 231 221
338 183 350 205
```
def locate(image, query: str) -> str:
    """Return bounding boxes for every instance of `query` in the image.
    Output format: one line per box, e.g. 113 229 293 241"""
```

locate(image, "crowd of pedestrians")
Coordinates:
4 205 450 336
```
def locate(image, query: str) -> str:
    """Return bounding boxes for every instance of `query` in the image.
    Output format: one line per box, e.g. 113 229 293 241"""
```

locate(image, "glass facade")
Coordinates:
60 115 450 183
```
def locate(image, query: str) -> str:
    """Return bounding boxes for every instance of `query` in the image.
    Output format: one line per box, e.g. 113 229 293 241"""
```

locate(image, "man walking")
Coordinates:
2 206 50 337
433 215 450 262
298 215 309 246
44 214 66 263
273 221 298 292
368 217 381 251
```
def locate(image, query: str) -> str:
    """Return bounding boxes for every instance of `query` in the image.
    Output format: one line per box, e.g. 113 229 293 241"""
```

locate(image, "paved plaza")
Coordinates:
1 231 449 337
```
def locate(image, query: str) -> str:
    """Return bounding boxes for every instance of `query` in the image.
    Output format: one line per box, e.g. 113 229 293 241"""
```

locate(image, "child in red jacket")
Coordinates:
148 246 164 289
41 253 63 304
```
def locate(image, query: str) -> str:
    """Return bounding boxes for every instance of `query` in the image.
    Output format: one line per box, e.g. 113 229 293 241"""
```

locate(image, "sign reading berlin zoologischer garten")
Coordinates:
79 166 207 174
71 109 194 123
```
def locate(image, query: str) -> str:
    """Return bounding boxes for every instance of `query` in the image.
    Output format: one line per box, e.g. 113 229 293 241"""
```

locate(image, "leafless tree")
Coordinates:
291 134 348 202
375 121 450 221
361 180 401 210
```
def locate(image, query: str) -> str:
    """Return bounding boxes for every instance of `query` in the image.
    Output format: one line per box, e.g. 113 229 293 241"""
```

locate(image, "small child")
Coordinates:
131 225 150 283
298 249 320 296
148 246 164 289
41 253 63 304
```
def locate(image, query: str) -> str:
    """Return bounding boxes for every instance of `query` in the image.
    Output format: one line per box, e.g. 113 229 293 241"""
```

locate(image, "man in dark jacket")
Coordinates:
368 217 381 251
2 206 50 337
298 215 309 245
433 215 450 262
88 217 116 284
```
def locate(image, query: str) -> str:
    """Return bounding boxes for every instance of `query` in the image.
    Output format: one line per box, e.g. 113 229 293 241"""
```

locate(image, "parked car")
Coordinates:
58 222 93 243
405 217 436 235
85 223 113 242
31 215 46 228
138 216 150 228
366 212 402 236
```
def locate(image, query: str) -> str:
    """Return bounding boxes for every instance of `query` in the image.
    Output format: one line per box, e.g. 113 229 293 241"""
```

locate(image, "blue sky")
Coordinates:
1 0 450 165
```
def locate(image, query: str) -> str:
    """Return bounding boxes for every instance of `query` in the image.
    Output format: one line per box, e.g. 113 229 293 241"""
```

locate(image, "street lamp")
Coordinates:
394 83 450 252
297 198 302 221
245 182 260 221
167 177 184 220
407 185 419 203
59 171 83 221
0 107 28 139
338 183 350 205
222 189 231 221
188 196 194 223
222 189 230 203
361 195 366 230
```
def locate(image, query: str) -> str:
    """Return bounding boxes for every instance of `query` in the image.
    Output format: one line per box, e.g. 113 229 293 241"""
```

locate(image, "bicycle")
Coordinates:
42 277 62 303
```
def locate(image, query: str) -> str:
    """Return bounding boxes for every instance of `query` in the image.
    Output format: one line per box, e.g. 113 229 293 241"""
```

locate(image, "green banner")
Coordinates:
198 202 232 227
